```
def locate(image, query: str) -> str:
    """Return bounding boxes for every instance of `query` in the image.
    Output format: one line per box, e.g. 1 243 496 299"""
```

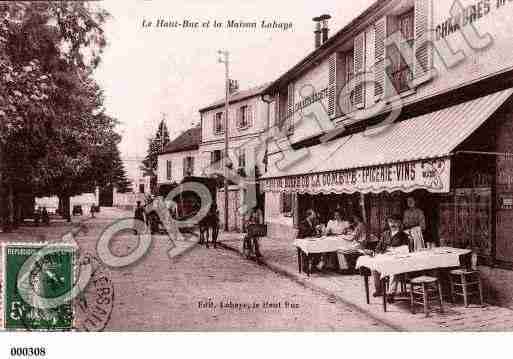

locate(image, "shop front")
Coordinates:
261 88 513 305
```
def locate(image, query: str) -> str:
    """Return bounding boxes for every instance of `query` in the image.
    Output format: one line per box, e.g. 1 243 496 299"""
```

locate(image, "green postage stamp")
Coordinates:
2 243 76 331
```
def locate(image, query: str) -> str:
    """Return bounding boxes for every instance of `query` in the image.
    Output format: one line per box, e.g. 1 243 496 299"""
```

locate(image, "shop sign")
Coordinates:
262 158 450 194
3 244 75 330
287 87 329 118
435 0 513 41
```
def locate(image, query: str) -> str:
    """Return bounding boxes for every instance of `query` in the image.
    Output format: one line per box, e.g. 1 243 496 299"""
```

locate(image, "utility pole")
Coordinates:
218 50 230 231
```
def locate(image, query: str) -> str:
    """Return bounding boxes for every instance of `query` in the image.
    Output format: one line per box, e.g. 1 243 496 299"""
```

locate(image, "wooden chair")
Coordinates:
449 269 484 307
410 276 444 317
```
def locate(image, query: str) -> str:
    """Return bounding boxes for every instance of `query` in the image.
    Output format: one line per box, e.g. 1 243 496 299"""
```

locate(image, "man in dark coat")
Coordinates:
373 214 411 297
134 201 146 235
297 209 319 239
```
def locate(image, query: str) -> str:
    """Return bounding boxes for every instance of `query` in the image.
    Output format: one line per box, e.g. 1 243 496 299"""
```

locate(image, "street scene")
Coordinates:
4 0 513 343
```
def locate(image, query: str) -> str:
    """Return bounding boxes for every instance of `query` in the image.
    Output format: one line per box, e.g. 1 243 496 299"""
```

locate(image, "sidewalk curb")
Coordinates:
218 239 404 331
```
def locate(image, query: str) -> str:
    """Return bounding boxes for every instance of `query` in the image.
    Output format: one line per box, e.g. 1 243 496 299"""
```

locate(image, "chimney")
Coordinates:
312 16 322 48
319 14 331 44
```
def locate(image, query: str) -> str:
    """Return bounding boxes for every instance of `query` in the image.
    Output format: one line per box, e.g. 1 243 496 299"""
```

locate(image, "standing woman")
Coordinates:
245 206 264 262
403 196 428 248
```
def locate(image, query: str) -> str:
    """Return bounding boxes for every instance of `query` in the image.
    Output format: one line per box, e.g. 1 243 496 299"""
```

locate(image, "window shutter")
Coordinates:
182 157 187 177
374 17 386 99
353 32 366 108
287 83 295 131
336 53 346 116
166 160 172 180
413 0 433 85
248 105 253 127
190 157 194 175
365 27 375 106
328 52 337 118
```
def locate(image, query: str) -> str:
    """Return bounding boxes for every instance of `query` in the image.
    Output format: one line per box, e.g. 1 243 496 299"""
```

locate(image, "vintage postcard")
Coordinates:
1 0 513 354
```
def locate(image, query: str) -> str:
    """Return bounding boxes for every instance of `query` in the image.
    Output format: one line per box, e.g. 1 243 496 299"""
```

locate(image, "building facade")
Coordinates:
199 84 272 231
261 0 513 307
157 126 201 185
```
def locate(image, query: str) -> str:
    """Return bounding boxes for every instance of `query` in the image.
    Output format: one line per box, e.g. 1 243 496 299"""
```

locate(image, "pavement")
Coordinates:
217 232 513 331
0 208 392 331
4 208 513 331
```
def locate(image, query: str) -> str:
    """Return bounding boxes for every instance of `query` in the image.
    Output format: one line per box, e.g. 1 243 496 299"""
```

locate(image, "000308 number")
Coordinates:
10 347 46 357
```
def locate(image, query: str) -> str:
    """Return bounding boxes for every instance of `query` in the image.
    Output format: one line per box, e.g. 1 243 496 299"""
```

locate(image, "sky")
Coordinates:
93 0 376 178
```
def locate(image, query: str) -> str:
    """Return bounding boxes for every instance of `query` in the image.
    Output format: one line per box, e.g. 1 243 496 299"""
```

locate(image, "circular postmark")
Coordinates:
72 253 115 332
18 251 114 332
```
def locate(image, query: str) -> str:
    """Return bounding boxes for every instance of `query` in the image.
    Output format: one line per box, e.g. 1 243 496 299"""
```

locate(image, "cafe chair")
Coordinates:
449 269 484 307
409 276 444 317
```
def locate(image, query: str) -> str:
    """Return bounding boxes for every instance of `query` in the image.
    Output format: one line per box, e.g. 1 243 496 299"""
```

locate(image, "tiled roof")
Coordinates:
199 83 271 112
161 126 201 154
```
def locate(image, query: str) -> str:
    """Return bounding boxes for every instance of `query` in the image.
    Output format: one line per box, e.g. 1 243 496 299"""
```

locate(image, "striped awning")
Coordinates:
261 88 513 194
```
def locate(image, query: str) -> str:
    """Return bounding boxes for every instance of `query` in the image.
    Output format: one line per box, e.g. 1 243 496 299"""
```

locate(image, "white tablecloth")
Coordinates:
294 235 358 254
356 247 472 278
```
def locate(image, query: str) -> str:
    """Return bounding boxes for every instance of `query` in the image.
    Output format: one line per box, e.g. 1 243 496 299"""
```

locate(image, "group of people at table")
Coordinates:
296 196 427 300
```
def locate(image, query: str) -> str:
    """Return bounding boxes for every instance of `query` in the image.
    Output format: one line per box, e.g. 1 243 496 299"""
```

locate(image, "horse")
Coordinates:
199 204 219 249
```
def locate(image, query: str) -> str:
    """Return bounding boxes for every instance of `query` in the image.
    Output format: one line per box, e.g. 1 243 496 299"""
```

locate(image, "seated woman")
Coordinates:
326 211 351 236
372 215 411 300
337 214 369 272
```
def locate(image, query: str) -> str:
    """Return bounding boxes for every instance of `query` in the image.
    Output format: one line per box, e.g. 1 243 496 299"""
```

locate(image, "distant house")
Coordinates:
157 126 201 185
198 83 271 178
198 83 272 231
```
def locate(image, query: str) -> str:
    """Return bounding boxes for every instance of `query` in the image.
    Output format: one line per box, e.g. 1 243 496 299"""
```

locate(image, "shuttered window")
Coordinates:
214 112 224 135
166 160 172 180
211 150 222 170
374 0 432 98
388 10 414 94
339 50 354 115
237 105 252 129
183 156 194 177
353 32 366 108
237 149 246 176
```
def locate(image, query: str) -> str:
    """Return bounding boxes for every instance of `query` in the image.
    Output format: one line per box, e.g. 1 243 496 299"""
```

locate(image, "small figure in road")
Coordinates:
134 201 146 235
243 207 264 262
41 207 50 226
90 204 96 218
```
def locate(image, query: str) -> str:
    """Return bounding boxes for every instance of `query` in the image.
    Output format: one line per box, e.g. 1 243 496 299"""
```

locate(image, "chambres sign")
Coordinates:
435 0 512 40
261 158 451 194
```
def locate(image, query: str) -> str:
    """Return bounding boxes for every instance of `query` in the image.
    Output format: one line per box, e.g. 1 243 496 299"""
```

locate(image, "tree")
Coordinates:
141 119 170 194
0 2 111 225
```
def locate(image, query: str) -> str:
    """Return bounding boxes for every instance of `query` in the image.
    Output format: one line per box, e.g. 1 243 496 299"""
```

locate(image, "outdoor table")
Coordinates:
355 247 472 312
294 235 361 276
